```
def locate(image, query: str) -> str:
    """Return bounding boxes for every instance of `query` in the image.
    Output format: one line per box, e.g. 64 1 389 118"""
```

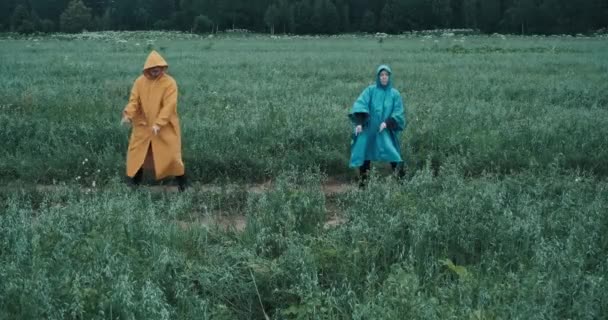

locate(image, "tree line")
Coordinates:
2 0 607 35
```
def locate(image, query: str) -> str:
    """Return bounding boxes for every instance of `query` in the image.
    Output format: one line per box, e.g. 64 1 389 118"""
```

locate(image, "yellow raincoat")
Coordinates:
123 51 185 180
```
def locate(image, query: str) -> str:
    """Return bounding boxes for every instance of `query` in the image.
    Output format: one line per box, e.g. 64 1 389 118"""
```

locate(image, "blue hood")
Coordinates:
376 64 392 89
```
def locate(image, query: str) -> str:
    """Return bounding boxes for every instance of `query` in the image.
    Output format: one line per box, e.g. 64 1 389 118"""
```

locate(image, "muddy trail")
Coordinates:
2 179 357 232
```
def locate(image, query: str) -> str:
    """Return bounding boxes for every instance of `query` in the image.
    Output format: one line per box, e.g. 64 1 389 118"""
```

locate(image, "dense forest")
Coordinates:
2 0 607 35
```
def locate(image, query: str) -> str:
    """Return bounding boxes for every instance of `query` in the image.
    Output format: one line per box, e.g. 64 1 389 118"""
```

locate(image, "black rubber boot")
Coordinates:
176 175 188 192
391 162 406 180
359 161 371 188
130 168 144 187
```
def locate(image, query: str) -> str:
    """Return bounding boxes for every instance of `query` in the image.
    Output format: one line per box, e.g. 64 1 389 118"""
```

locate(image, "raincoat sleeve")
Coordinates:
348 86 372 126
155 81 178 127
386 90 406 131
123 82 140 119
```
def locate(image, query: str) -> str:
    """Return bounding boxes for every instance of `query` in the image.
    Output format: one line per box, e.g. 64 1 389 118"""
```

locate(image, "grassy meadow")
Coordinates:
0 31 607 319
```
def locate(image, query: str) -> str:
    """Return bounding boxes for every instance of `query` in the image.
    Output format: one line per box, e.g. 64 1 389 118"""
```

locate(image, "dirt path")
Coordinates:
7 179 355 232
175 179 353 232
0 178 353 194
148 178 354 195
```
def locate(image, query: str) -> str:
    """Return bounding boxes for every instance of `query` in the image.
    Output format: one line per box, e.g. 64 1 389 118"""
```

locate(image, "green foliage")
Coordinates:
60 0 92 33
39 19 56 33
1 0 608 34
1 35 607 183
243 170 326 258
11 4 35 34
1 164 606 318
311 0 339 34
193 15 214 34
0 33 607 319
264 4 280 34
360 9 376 33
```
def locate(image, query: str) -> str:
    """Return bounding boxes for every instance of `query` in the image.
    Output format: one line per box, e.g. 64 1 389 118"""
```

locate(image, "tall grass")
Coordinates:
1 165 606 319
1 32 606 319
0 34 607 183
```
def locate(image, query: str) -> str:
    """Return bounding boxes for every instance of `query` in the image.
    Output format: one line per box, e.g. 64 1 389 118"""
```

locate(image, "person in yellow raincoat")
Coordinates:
121 50 187 191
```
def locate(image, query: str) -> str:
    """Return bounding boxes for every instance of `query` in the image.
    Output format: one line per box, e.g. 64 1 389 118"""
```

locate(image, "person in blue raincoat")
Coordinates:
349 64 406 186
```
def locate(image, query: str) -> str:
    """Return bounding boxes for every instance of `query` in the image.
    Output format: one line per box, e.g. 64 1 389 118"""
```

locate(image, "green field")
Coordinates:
0 32 607 319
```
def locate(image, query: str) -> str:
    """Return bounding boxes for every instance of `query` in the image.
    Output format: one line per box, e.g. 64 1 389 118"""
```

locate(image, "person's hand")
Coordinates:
121 116 131 127
355 125 363 136
152 125 160 135
379 122 387 132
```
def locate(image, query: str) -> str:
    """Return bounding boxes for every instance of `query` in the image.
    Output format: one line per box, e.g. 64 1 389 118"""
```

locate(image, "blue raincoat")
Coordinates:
349 65 406 168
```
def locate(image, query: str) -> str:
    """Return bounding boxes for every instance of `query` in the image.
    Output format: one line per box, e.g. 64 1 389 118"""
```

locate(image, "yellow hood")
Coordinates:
143 50 168 70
